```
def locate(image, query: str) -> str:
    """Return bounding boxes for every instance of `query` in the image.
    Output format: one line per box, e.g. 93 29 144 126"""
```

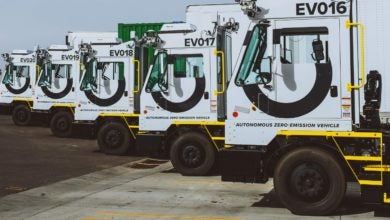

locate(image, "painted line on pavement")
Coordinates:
89 211 241 220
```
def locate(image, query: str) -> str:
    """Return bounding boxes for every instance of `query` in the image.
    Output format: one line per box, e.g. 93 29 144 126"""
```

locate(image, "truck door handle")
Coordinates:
330 86 338 97
204 92 209 100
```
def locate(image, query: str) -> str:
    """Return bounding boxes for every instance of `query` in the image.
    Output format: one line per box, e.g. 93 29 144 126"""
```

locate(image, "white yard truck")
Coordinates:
33 32 117 137
216 0 390 215
74 23 164 155
136 4 250 175
75 40 139 154
0 50 37 125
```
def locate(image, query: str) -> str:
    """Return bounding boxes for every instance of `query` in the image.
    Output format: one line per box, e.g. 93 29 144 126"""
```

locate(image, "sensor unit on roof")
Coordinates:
235 0 260 17
48 45 73 51
11 50 33 55
159 23 197 34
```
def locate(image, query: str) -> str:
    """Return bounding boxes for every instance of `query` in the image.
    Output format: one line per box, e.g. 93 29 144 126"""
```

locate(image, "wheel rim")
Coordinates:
16 109 28 123
180 143 204 168
104 129 123 149
289 163 330 203
56 117 69 131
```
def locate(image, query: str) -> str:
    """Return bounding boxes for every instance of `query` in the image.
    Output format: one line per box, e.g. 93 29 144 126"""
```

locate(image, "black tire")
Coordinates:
12 104 32 126
170 132 215 176
97 121 133 155
50 111 73 138
274 147 346 216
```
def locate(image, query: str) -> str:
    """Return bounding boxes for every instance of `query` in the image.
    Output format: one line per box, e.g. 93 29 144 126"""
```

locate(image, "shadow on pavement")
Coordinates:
252 189 377 216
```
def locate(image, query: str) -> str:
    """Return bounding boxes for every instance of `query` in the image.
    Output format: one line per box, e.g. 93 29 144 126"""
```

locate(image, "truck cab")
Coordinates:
74 23 164 155
0 50 37 125
226 0 351 146
34 46 81 136
75 38 148 155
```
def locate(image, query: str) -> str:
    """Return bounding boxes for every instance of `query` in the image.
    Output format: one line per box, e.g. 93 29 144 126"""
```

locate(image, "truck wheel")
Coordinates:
97 121 133 155
50 111 73 138
12 104 32 126
170 132 215 176
274 147 346 216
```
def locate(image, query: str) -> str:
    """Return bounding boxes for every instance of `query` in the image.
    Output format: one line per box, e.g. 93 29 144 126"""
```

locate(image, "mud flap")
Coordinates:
219 147 267 183
136 133 165 155
0 104 12 115
361 186 383 205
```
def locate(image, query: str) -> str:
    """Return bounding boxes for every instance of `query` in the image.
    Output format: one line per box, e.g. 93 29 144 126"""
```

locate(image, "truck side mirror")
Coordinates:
312 39 325 63
256 57 273 90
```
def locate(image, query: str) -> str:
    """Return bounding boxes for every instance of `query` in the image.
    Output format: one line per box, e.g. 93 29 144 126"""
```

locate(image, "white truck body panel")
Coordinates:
66 32 118 47
226 0 390 146
0 50 37 104
33 48 80 111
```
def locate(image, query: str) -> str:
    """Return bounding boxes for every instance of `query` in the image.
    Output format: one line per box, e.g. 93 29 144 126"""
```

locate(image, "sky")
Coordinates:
0 0 232 67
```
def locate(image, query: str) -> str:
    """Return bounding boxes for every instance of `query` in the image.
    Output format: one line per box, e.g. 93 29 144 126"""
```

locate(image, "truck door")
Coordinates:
271 19 342 119
217 30 233 120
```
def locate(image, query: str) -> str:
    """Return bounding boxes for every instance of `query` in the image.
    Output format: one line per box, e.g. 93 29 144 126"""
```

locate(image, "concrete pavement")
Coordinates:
0 159 388 220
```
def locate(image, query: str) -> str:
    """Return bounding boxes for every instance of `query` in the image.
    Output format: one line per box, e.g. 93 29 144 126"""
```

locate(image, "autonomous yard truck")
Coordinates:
137 4 251 176
214 0 390 216
74 23 164 154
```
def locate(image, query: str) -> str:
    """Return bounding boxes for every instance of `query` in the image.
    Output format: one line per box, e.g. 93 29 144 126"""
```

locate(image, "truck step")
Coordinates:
345 156 382 162
211 136 225 141
364 165 390 172
385 193 390 204
359 180 383 186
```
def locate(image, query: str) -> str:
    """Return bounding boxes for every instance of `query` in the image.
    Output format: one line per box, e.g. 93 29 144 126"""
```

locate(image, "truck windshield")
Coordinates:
2 64 14 85
235 25 270 86
37 61 52 87
80 58 98 92
2 64 30 85
146 52 168 93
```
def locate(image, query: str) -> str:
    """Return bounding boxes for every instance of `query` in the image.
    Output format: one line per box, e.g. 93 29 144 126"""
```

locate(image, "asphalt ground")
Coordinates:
0 114 143 198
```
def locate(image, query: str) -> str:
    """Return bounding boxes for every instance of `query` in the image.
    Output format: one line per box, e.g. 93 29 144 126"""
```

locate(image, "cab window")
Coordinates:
172 54 204 78
279 28 329 64
145 52 168 93
38 63 72 87
80 59 124 92
2 64 30 85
